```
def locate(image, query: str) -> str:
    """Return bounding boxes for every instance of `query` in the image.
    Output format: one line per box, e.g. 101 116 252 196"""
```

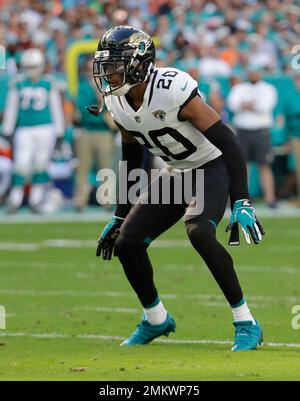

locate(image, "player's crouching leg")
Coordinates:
114 234 176 346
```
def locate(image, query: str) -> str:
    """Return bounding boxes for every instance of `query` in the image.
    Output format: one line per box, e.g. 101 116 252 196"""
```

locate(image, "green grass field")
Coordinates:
0 217 300 381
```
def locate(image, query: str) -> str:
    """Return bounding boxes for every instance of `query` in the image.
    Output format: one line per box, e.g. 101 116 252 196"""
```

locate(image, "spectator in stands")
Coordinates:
198 44 232 78
227 66 278 208
247 33 278 71
1 0 300 210
187 66 225 116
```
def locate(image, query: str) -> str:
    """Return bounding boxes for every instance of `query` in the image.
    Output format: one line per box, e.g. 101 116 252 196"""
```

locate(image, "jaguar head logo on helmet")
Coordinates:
93 25 156 97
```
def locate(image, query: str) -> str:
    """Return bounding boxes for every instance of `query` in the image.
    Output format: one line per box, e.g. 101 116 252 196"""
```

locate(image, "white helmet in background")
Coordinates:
20 48 45 78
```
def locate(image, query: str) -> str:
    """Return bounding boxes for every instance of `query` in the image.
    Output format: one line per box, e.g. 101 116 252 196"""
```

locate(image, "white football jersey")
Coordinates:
105 67 221 171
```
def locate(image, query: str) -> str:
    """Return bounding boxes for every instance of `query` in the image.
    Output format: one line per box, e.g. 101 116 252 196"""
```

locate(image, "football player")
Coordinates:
92 26 265 351
1 48 64 213
0 137 13 203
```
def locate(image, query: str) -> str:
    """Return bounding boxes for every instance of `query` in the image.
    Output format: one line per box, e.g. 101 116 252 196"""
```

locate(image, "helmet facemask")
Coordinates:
93 45 153 96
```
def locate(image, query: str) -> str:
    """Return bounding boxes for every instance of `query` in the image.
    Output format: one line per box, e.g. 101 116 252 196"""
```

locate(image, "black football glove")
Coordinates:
96 216 124 260
86 105 101 117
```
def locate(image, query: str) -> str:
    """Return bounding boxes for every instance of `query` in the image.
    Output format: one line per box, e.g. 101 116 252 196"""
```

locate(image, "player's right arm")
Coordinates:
49 81 65 139
96 122 143 260
2 81 19 140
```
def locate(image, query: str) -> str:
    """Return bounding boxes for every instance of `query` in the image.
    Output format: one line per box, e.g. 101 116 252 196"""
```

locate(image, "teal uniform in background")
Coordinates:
2 73 64 211
14 76 54 127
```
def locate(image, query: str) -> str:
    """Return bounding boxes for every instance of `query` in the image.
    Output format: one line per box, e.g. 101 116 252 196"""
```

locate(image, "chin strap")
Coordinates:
110 82 136 97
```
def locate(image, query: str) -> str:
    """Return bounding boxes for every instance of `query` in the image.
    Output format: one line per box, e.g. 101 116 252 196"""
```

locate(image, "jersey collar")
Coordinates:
121 69 157 115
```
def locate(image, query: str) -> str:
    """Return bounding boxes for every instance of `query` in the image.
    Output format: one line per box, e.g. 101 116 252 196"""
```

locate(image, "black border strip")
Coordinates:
117 96 124 109
148 69 158 107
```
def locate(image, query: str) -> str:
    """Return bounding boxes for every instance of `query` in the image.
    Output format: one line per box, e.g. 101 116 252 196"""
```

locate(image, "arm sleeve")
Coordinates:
2 85 19 136
203 120 250 206
114 141 144 219
49 85 65 137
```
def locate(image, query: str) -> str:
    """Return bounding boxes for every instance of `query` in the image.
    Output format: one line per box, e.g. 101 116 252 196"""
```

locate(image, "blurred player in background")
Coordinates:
1 48 65 213
0 137 13 204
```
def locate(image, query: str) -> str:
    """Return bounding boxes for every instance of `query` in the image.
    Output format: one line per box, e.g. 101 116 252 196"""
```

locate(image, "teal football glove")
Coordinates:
226 199 265 245
96 216 124 260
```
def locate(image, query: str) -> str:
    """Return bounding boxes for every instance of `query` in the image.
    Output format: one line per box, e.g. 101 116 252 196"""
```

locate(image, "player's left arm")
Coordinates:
1 82 19 142
179 95 265 245
49 83 65 140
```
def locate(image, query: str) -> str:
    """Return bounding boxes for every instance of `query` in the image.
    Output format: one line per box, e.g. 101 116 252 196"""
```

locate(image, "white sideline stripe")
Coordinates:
1 207 300 224
2 237 300 252
185 293 300 303
164 264 300 274
237 265 299 274
43 239 96 247
0 239 191 251
190 301 267 308
75 273 95 280
0 289 137 298
76 302 267 310
155 339 300 348
1 260 298 276
79 334 125 341
44 239 192 248
0 212 112 224
0 331 300 348
0 261 96 270
1 259 298 275
0 243 40 251
0 288 299 304
74 307 138 313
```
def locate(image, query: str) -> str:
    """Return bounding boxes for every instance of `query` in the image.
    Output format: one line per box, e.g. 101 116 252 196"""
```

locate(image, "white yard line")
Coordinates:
0 289 137 298
0 288 299 304
1 206 300 224
0 212 112 224
0 261 81 269
74 306 138 313
0 239 191 250
1 258 298 275
163 264 300 274
0 331 299 348
43 239 96 247
0 243 40 251
1 236 300 252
